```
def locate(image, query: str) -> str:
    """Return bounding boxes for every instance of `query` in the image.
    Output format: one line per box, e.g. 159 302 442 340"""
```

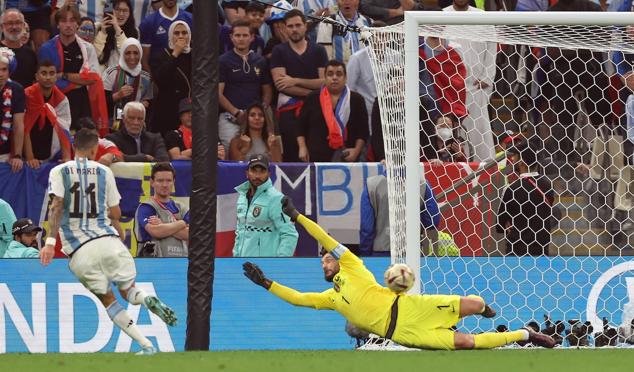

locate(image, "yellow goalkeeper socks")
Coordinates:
473 330 528 349
297 215 339 251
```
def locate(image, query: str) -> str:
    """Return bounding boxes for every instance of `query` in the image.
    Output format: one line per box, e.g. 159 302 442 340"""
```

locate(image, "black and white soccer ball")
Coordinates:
383 263 415 294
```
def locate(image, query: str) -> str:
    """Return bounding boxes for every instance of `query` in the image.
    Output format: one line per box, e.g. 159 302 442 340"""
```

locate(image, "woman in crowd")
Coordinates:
229 102 282 162
77 17 96 44
151 20 192 136
102 38 153 129
94 0 138 71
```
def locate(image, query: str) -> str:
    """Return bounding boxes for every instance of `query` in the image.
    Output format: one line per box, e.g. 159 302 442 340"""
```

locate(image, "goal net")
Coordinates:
366 11 634 347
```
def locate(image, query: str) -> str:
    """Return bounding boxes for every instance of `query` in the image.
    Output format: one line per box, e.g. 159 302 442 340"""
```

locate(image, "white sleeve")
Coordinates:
105 168 122 208
48 165 66 198
102 68 115 91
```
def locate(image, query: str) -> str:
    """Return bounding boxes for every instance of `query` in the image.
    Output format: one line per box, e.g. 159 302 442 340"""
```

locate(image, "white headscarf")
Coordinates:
119 37 143 77
168 20 192 54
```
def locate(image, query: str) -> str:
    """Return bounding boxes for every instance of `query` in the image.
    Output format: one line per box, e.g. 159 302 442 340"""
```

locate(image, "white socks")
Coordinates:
107 301 153 349
126 286 149 306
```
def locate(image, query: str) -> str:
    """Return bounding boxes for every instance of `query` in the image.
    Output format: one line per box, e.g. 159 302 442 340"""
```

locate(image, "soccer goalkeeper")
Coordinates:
243 196 556 350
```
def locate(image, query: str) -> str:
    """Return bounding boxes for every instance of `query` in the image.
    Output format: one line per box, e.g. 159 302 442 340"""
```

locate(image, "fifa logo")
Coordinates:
586 261 634 332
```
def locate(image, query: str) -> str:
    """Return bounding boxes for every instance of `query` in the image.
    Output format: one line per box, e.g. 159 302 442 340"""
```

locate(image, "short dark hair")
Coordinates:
283 9 305 24
36 59 56 71
325 59 346 76
245 1 265 14
77 117 97 131
231 19 253 34
55 4 81 25
74 128 99 151
151 162 176 179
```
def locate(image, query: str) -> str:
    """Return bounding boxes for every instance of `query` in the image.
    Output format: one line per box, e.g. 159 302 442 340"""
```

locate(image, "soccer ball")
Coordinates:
384 263 415 293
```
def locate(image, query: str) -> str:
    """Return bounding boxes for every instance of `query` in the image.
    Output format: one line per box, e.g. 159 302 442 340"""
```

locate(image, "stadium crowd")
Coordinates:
1 0 634 259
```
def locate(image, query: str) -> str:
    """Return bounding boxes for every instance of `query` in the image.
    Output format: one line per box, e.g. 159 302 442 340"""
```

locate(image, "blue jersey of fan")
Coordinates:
48 158 121 255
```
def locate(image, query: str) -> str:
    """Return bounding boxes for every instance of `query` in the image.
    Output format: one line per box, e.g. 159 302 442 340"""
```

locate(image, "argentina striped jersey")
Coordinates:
48 158 121 255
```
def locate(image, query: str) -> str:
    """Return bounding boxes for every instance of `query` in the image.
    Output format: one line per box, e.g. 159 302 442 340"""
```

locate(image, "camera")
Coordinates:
565 319 593 347
542 315 564 346
594 317 618 347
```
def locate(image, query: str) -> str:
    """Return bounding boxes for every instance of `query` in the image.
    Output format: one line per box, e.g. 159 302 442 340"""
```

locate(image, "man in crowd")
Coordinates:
297 60 368 162
134 162 189 257
219 19 272 152
270 9 328 162
233 154 298 257
316 0 371 64
3 218 40 258
444 0 497 162
106 102 169 163
140 0 193 72
0 47 25 173
360 0 421 25
23 60 72 169
0 9 37 88
38 5 106 131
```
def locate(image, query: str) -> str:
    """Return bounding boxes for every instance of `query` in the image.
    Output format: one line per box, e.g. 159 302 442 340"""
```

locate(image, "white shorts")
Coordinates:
69 236 136 295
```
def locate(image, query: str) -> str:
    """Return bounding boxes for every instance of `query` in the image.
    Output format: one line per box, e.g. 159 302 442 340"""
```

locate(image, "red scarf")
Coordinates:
319 86 346 150
56 38 110 137
24 83 71 153
179 124 192 150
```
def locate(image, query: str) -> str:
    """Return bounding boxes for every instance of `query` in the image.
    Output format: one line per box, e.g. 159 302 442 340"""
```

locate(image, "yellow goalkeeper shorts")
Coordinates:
390 294 461 350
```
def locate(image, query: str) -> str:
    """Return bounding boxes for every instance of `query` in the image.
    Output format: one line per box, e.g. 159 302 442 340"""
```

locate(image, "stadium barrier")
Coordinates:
0 161 500 257
0 257 631 352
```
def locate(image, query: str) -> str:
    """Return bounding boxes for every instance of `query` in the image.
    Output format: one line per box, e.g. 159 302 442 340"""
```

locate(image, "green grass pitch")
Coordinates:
1 349 632 372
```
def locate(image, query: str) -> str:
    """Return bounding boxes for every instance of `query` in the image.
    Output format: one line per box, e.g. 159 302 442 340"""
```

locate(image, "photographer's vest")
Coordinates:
136 198 188 257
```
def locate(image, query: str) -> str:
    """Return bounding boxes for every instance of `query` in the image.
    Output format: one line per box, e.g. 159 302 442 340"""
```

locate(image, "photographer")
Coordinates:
618 318 634 345
297 59 368 162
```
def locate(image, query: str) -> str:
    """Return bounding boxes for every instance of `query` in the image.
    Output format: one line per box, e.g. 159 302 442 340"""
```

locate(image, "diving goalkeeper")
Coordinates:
243 196 556 350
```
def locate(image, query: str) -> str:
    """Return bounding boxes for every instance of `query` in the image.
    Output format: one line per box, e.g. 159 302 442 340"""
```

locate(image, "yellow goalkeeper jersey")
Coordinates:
269 245 397 337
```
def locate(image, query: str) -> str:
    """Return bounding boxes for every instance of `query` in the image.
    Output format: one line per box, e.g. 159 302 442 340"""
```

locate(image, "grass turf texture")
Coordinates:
1 349 631 372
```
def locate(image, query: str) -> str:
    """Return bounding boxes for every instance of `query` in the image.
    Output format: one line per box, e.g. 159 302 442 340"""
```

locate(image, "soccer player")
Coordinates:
243 196 556 350
39 128 177 355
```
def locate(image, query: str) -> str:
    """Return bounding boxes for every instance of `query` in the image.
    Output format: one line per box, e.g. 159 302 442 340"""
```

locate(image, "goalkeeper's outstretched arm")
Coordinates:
242 262 333 310
281 197 339 252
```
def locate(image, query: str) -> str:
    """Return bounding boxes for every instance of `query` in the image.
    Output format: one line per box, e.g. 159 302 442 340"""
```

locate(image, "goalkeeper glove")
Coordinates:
243 262 272 289
281 196 299 222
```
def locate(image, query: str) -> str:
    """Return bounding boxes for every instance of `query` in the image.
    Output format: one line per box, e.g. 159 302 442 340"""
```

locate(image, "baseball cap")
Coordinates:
248 153 270 169
12 218 43 235
179 98 192 114
266 0 293 24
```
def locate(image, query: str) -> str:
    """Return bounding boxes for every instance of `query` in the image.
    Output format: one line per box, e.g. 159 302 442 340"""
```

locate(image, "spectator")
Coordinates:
5 0 52 50
103 38 153 128
221 0 250 25
106 101 169 162
496 141 557 256
219 19 273 151
297 0 337 18
297 59 368 162
76 117 124 166
369 97 384 161
316 0 371 64
1 9 37 88
219 2 267 56
359 171 440 256
0 47 25 173
134 162 189 257
150 20 192 136
262 0 292 59
54 0 153 28
139 0 193 72
165 97 227 160
39 5 108 133
94 0 139 71
419 36 468 161
19 21 34 50
347 47 377 146
271 9 328 162
229 102 282 162
3 218 41 258
233 153 298 257
23 60 72 169
0 198 17 258
443 0 497 162
77 16 96 44
359 0 420 25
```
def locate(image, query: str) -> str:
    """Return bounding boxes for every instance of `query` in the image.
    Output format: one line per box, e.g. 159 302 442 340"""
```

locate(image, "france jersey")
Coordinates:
48 158 121 256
